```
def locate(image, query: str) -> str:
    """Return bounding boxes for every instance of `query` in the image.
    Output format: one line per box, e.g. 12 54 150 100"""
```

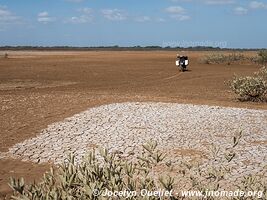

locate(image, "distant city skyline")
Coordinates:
0 0 267 48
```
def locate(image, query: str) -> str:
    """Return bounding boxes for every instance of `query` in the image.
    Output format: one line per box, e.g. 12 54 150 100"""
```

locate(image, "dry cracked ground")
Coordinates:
1 102 267 181
0 51 266 198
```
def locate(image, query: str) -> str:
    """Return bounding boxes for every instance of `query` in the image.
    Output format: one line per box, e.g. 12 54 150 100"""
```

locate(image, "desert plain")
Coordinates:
0 50 266 198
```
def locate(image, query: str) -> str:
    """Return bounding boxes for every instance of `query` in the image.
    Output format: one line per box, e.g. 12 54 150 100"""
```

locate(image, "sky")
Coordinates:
0 0 267 48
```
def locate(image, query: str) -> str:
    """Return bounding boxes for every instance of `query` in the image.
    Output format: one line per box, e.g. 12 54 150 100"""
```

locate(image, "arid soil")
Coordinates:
0 51 266 198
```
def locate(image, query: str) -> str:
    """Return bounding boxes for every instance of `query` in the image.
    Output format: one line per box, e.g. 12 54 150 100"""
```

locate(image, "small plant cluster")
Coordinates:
9 133 267 200
229 67 267 102
249 50 267 65
1 53 8 59
257 50 267 65
9 143 172 200
201 50 267 65
200 53 247 65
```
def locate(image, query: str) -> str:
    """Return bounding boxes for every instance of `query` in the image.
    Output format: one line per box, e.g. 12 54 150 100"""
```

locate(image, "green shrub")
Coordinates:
229 67 267 102
9 133 267 200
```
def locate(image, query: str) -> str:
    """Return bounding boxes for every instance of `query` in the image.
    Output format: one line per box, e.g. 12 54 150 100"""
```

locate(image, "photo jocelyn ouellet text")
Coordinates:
94 189 263 198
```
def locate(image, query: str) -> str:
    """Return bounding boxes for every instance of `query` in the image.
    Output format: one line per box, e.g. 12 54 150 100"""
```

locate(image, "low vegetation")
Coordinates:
200 53 248 65
257 50 267 65
9 132 266 200
256 66 267 81
1 53 8 59
201 51 267 65
229 67 267 102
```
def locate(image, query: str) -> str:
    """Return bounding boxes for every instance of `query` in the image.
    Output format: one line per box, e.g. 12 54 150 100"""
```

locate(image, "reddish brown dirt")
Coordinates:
0 51 266 198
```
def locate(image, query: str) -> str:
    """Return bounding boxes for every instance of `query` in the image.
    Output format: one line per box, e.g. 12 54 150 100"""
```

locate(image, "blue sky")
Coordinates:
0 0 267 48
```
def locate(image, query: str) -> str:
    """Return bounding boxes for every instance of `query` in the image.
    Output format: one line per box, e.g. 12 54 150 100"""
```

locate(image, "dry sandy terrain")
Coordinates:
0 51 266 198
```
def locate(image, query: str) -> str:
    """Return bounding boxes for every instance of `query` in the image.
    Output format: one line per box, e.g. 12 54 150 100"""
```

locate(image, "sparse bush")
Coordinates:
1 53 8 59
258 50 267 65
201 53 227 64
255 66 267 81
248 51 267 65
229 67 267 102
9 134 267 200
248 56 260 64
201 53 248 65
228 53 245 63
9 142 172 200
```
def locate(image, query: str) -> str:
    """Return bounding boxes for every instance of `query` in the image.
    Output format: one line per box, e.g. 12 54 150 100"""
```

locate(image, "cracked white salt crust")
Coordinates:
1 102 267 179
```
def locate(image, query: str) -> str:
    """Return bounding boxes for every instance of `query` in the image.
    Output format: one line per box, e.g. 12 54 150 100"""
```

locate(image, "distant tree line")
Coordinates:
0 45 266 51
